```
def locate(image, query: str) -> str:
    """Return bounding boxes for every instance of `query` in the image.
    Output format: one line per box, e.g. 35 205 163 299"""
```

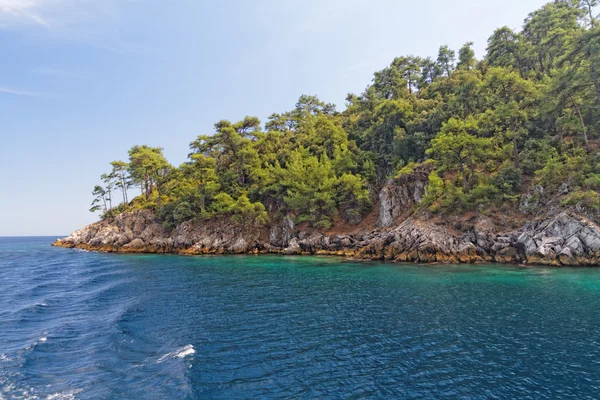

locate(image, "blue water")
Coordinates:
1 238 600 399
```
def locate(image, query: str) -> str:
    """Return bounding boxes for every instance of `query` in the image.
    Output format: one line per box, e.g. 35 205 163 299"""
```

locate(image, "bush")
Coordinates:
210 192 235 214
468 183 501 207
535 157 567 190
561 190 600 211
335 173 372 223
394 161 419 179
521 139 558 174
420 171 445 210
421 172 469 213
230 195 270 227
493 165 522 195
158 200 196 229
584 174 600 190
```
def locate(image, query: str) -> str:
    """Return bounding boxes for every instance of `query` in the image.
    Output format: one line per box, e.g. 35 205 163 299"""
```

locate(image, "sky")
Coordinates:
0 0 550 236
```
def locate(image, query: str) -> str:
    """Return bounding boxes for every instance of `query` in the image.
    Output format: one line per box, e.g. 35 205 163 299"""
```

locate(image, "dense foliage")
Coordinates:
93 0 600 228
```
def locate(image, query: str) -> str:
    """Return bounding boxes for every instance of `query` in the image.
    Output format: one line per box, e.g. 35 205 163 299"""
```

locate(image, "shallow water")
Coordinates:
1 237 600 399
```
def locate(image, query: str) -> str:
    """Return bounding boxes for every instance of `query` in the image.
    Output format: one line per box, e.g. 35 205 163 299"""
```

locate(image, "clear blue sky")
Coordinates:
0 0 548 236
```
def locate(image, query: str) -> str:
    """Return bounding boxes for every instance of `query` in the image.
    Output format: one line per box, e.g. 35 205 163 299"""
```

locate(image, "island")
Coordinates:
55 0 600 266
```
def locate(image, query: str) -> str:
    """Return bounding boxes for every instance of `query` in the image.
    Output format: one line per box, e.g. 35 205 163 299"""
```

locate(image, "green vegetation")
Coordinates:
93 0 600 228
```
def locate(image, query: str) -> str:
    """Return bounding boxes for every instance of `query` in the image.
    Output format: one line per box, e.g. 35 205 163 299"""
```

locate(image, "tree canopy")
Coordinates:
90 0 600 226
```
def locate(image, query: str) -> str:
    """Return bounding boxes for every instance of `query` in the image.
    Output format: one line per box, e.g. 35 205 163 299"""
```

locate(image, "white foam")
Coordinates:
157 345 195 363
39 337 47 343
175 345 195 358
47 388 83 400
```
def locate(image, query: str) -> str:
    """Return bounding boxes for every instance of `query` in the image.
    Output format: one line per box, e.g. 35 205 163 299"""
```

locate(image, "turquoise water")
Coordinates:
1 237 600 399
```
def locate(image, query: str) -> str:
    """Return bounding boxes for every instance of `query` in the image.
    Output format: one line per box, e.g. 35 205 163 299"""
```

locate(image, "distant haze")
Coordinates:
0 0 548 236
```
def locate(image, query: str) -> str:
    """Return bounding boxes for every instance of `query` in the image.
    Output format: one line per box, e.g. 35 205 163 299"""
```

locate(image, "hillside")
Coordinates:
55 0 600 266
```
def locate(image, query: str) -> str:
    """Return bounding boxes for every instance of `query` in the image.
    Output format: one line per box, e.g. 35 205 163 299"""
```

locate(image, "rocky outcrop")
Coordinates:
516 213 600 265
53 207 600 266
378 163 431 227
53 168 600 266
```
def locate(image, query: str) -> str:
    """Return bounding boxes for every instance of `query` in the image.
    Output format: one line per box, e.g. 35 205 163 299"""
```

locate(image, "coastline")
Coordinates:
51 239 548 267
52 209 600 267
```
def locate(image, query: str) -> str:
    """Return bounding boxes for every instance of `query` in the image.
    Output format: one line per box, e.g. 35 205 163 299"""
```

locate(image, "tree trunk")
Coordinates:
515 55 525 79
587 1 596 28
120 172 128 204
144 177 149 200
538 51 545 74
574 102 591 152
459 159 469 192
513 137 520 168
587 48 600 105
511 118 520 168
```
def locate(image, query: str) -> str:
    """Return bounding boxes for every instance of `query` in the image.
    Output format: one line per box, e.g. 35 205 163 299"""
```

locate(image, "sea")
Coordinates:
1 236 599 399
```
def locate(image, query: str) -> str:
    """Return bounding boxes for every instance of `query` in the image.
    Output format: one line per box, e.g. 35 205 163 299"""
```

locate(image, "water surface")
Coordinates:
1 237 599 399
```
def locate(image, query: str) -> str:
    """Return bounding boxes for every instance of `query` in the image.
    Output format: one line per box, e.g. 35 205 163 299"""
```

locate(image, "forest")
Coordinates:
91 0 600 230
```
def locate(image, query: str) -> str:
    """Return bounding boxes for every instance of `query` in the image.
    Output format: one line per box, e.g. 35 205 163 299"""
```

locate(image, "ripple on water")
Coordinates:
2 239 600 398
157 344 196 363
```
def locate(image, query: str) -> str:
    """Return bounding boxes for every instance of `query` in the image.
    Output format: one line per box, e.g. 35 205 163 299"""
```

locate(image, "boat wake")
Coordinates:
157 345 195 363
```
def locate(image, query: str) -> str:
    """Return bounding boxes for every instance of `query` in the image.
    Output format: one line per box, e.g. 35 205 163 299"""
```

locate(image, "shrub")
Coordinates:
335 173 372 223
561 190 600 211
584 174 600 190
521 139 558 174
535 157 567 190
468 183 501 207
493 165 522 195
421 172 469 213
210 192 235 214
230 195 270 227
158 200 196 229
394 161 419 179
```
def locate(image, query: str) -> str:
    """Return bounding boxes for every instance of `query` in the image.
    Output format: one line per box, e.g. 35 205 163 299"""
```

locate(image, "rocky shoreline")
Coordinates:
53 208 600 266
53 171 600 266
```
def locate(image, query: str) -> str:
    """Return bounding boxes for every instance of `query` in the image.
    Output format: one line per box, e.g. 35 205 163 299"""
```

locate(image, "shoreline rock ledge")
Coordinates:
53 208 600 266
53 172 600 266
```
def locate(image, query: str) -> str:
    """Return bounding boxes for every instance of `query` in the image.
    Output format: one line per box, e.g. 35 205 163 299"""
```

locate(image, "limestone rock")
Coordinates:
378 164 431 227
52 205 600 266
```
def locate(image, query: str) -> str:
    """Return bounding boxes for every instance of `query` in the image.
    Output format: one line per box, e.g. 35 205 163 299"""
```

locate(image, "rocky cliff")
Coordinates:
54 172 600 266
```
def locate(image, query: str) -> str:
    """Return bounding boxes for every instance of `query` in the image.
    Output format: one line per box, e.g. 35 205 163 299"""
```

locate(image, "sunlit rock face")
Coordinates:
53 163 600 266
53 207 600 266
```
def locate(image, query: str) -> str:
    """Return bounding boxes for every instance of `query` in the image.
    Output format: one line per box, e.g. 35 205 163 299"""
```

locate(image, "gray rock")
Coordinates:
378 165 431 227
53 204 600 266
283 238 301 255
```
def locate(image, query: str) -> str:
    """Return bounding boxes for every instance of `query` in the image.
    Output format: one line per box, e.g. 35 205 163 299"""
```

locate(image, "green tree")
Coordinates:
487 26 532 77
100 173 116 210
478 67 539 167
427 118 493 191
419 57 442 88
90 185 109 215
457 42 476 70
280 152 338 228
110 161 130 205
230 194 270 227
437 45 456 77
128 145 171 201
522 0 583 74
